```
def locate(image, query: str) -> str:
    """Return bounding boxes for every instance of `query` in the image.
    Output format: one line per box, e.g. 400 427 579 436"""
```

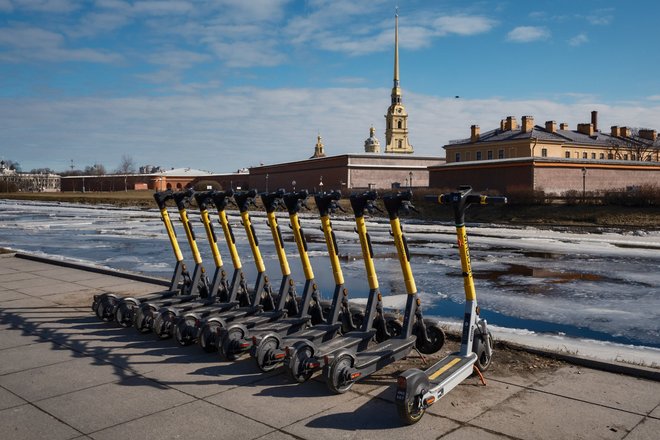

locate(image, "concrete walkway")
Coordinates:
0 253 658 440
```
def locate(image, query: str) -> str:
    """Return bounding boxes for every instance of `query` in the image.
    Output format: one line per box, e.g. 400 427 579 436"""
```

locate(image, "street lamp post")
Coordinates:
265 173 269 193
292 180 296 192
409 171 413 189
581 167 587 202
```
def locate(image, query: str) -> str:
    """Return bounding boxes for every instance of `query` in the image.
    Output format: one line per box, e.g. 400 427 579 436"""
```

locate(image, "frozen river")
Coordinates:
0 199 658 354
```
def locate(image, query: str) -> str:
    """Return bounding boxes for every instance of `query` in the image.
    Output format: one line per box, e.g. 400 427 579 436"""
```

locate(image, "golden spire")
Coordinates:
392 7 401 106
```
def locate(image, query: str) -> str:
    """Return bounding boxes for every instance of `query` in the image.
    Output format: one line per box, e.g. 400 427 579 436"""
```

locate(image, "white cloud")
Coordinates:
586 9 613 25
3 88 660 172
10 0 79 13
648 95 660 101
0 0 13 12
506 26 550 43
433 15 496 36
568 33 589 47
0 25 122 62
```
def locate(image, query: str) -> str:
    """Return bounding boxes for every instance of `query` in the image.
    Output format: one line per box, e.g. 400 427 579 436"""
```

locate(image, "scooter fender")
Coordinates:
290 339 315 359
395 368 429 403
92 293 117 312
251 332 282 358
322 349 355 378
205 316 228 330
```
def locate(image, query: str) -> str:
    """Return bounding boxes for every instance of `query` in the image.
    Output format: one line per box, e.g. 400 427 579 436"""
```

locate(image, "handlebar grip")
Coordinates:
153 189 174 209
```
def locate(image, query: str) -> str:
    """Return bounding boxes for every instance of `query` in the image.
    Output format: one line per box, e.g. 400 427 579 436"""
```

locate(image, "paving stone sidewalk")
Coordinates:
0 254 658 440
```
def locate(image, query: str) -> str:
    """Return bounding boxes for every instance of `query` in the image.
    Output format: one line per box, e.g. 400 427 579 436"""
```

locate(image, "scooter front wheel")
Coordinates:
416 321 446 355
199 321 222 353
397 383 426 425
134 304 157 333
286 344 314 383
473 330 494 371
255 336 280 372
327 354 353 394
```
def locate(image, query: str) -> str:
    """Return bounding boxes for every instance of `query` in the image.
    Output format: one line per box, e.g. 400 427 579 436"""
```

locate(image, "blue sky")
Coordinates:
1 0 659 173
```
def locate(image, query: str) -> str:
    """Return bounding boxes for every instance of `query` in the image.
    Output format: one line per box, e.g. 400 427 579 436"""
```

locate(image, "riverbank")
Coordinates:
3 191 659 230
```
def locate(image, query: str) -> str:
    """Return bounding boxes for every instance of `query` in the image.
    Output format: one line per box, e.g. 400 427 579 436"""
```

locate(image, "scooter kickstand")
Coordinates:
412 346 428 365
473 365 487 386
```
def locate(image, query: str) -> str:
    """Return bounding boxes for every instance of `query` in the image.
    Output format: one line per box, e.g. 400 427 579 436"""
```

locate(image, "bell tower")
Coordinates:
310 134 326 158
384 10 413 154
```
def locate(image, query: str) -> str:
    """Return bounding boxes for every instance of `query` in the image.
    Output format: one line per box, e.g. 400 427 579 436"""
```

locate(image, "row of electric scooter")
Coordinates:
91 186 505 424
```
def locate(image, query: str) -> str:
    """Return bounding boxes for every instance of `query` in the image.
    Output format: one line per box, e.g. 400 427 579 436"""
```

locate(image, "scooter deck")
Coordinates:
316 330 376 355
231 310 288 328
247 315 315 335
143 294 207 309
425 353 477 385
353 337 417 369
275 322 342 342
166 300 240 314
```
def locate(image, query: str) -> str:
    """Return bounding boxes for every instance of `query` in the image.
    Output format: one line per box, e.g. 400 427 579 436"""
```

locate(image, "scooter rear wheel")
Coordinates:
397 383 426 425
95 295 118 321
220 327 245 361
255 336 280 373
416 321 446 355
327 354 353 394
174 316 198 346
199 321 221 353
286 344 314 383
115 299 139 328
153 310 176 339
134 304 157 333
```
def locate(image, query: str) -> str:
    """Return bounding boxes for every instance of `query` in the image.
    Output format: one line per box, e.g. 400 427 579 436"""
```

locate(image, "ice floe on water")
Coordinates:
0 199 658 364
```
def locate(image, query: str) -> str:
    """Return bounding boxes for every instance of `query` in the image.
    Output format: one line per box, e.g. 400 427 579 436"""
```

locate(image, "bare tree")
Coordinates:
84 163 107 175
609 128 659 161
116 154 136 174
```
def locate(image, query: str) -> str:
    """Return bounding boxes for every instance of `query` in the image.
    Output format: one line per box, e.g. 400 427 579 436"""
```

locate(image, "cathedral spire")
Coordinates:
384 8 413 154
392 8 401 106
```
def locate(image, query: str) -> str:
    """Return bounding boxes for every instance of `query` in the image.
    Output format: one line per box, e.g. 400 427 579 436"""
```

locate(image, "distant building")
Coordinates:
431 111 660 194
310 134 326 158
249 154 443 192
0 161 60 192
444 111 659 163
384 11 413 154
364 126 381 153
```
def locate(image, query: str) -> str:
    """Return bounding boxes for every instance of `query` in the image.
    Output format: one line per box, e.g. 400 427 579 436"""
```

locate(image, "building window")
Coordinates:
398 139 402 149
600 153 605 159
498 149 504 159
487 150 493 160
632 154 637 161
397 120 402 129
581 152 587 159
476 151 482 160
591 153 596 159
623 154 628 160
541 148 548 157
455 152 461 162
565 151 571 158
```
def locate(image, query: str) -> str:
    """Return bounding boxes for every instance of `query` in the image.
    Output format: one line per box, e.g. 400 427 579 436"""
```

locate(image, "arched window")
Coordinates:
176 183 182 189
398 139 402 149
397 120 402 129
166 183 172 189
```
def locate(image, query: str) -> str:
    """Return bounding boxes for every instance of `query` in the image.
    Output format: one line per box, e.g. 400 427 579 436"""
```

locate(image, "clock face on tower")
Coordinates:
397 108 402 113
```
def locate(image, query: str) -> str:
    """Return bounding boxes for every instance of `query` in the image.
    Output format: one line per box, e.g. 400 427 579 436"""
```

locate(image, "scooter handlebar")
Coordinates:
172 188 195 210
426 193 508 206
210 189 235 211
349 190 378 218
233 189 259 213
194 190 215 211
282 189 310 214
383 190 415 219
153 189 175 209
260 188 286 213
314 190 342 216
